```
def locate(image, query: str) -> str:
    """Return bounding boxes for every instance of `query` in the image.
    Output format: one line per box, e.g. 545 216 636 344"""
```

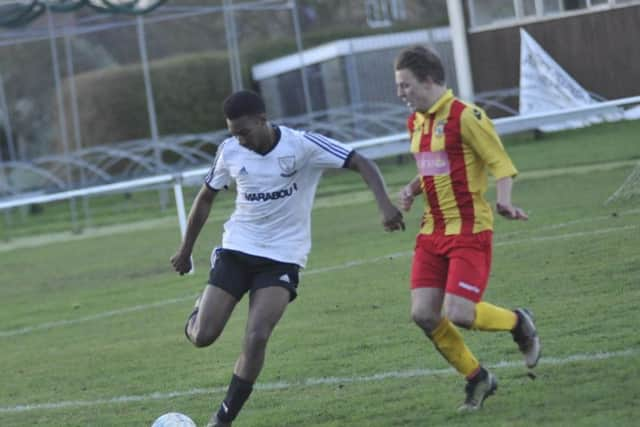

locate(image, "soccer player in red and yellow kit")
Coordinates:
394 46 541 411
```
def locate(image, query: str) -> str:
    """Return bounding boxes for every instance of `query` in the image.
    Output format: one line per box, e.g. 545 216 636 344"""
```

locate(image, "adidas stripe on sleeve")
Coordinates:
205 140 231 191
302 131 354 168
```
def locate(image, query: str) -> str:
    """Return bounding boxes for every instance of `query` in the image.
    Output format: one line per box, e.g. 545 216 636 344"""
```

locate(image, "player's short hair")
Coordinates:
394 46 445 85
223 90 266 120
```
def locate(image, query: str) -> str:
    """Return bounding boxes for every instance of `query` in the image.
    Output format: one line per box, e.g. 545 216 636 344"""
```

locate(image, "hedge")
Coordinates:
62 51 232 149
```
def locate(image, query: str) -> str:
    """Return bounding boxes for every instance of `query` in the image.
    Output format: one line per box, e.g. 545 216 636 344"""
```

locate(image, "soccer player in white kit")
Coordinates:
170 90 405 427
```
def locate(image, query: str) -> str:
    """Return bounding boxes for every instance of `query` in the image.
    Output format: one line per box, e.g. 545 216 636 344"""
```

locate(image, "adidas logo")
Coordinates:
279 274 290 283
239 166 248 176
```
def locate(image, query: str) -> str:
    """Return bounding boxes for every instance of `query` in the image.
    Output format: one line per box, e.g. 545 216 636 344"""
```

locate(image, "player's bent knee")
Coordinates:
191 335 214 348
443 305 474 329
191 328 222 348
191 336 213 348
411 310 440 333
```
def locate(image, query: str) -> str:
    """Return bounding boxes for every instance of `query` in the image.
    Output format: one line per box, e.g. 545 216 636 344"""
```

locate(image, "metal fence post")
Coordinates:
173 175 194 274
46 5 80 233
136 15 168 211
63 31 92 229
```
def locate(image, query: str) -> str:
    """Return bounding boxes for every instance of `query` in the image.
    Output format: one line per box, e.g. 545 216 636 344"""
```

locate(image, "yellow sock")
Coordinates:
430 318 480 378
471 302 518 331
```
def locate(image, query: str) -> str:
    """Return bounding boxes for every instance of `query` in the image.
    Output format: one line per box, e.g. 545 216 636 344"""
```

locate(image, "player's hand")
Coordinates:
170 249 192 275
382 205 405 232
496 203 528 221
399 185 416 212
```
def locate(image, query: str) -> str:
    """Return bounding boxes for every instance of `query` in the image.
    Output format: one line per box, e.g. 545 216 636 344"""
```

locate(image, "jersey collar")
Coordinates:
257 124 282 156
427 89 454 115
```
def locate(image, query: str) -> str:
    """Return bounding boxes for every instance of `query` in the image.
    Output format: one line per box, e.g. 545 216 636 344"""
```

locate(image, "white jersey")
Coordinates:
205 125 354 267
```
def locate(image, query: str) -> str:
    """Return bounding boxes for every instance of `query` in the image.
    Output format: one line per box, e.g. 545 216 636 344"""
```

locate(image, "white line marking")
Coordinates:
0 217 176 253
498 207 640 238
1 221 637 338
303 251 410 276
496 224 638 246
0 296 196 338
1 348 637 414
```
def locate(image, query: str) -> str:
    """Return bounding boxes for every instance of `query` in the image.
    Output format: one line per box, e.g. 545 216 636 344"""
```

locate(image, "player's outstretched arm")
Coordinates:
170 185 218 275
495 177 528 221
347 152 405 232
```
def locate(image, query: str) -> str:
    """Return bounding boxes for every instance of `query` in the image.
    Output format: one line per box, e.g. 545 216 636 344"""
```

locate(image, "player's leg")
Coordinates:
236 286 290 380
430 232 499 411
410 287 444 333
411 288 482 376
410 235 448 333
185 285 238 347
411 235 484 390
446 293 542 370
438 293 498 411
510 308 541 369
186 249 247 347
469 298 542 367
211 286 290 426
443 231 516 331
211 255 298 426
443 231 540 369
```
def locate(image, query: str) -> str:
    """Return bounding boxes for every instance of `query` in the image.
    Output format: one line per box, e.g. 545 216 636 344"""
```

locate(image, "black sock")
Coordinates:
469 366 488 383
216 374 254 422
512 311 523 335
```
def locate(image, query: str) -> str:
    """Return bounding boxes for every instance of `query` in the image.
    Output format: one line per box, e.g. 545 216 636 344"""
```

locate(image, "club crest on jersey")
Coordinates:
278 155 297 177
434 120 447 137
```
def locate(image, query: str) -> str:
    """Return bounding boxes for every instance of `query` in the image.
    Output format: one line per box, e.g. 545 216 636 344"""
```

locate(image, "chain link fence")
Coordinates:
0 0 450 238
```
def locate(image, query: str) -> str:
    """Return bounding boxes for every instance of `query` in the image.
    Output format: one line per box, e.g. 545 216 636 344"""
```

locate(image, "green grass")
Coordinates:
1 120 639 426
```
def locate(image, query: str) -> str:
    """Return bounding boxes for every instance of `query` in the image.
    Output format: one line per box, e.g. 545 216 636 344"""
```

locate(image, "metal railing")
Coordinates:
2 95 639 214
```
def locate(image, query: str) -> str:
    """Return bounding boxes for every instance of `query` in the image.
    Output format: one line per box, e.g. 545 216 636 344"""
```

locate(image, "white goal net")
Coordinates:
605 162 640 205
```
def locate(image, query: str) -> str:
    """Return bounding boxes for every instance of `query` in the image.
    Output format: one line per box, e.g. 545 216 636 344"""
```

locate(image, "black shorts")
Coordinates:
208 248 300 302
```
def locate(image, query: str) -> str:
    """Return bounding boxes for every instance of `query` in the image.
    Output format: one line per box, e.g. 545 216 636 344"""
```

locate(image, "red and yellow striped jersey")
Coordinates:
407 90 517 235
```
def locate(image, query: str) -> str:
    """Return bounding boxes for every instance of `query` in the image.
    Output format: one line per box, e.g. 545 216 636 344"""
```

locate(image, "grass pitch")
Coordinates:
1 120 639 426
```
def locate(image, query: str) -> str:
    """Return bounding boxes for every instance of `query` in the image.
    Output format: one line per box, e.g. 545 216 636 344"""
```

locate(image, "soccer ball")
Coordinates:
151 412 196 427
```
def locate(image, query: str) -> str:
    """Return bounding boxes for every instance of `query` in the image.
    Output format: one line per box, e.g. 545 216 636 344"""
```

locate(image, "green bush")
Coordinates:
63 51 231 149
